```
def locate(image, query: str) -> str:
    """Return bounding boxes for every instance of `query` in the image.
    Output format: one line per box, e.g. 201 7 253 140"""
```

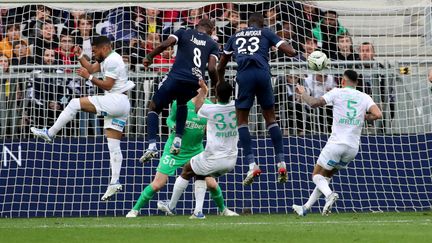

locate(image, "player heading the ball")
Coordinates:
293 70 382 216
141 18 219 163
217 13 297 185
31 36 135 201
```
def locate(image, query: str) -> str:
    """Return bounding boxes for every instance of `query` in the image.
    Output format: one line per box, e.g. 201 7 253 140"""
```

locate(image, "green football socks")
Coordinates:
210 185 226 211
133 185 156 211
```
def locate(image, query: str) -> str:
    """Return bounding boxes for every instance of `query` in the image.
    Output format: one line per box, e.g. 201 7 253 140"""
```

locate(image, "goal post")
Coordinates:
0 1 431 217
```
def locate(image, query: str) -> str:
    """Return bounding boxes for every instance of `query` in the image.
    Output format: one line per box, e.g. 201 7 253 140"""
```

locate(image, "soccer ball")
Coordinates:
307 50 329 71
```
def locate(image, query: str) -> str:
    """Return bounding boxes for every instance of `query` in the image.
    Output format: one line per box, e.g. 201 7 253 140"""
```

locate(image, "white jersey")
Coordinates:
322 87 376 148
197 101 238 160
100 51 135 94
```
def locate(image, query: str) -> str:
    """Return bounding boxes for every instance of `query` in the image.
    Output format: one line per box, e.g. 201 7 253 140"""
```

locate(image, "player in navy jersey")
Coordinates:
140 19 219 163
217 13 296 185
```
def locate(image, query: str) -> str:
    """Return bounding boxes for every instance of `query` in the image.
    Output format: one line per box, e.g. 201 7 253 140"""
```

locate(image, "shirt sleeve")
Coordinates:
197 104 211 119
103 58 120 80
170 28 185 44
262 28 284 48
365 94 376 111
322 88 337 105
223 35 235 55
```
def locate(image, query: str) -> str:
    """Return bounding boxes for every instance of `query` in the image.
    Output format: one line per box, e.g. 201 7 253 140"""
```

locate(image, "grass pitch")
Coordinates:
1 211 431 243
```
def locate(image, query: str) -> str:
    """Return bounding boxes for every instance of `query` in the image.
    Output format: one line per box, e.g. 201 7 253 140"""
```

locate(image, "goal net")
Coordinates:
0 1 431 217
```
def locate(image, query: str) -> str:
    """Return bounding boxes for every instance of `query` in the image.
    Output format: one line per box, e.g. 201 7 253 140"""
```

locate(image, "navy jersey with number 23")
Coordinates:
168 28 220 83
224 26 283 73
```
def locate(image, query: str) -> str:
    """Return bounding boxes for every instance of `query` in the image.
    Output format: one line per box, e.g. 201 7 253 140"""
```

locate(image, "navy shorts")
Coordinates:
235 67 274 110
152 75 199 110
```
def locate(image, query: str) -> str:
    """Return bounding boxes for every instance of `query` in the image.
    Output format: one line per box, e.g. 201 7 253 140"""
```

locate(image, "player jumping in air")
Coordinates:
31 36 135 201
141 18 219 162
293 70 382 216
217 13 297 185
158 80 238 219
126 90 237 217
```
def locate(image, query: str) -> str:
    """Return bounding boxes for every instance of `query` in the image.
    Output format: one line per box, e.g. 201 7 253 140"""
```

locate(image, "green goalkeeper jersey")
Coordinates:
163 99 213 160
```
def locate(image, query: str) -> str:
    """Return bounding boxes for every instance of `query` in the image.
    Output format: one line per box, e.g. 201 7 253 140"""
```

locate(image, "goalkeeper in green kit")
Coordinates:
126 95 238 217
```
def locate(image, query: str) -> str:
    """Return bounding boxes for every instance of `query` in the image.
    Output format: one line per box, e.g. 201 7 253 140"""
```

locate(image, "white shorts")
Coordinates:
317 143 359 171
190 152 237 177
88 93 130 132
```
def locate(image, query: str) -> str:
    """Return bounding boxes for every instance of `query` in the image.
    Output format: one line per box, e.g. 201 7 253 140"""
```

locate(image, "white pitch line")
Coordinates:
0 219 430 229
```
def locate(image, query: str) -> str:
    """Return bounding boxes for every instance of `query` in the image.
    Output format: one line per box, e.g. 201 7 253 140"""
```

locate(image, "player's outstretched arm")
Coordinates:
208 55 219 87
75 46 100 73
296 84 326 108
143 36 177 67
278 42 297 57
365 105 383 121
195 80 209 113
217 53 231 85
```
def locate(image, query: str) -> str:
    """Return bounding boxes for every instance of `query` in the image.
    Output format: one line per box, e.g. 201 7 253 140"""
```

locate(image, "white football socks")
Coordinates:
304 187 322 210
107 138 122 184
48 98 81 137
169 176 189 210
193 180 207 215
312 174 332 198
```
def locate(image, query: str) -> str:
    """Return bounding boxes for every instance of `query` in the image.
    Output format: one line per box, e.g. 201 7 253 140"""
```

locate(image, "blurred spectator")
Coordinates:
134 7 162 40
295 2 323 43
217 9 239 44
304 73 336 133
181 8 205 29
236 21 248 31
333 34 359 65
275 74 310 135
144 32 161 54
265 5 280 32
32 20 59 57
98 7 137 43
0 8 8 38
0 23 21 59
63 10 85 33
72 15 95 59
300 3 322 32
153 47 175 73
312 10 347 60
292 34 317 62
428 68 432 84
22 5 53 38
55 32 78 66
11 39 34 66
0 54 23 136
358 42 395 131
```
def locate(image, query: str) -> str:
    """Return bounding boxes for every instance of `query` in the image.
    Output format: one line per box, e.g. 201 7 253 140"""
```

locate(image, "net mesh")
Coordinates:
0 1 431 217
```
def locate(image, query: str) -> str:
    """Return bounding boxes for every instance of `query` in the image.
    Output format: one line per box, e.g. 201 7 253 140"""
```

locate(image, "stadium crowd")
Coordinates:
0 2 393 138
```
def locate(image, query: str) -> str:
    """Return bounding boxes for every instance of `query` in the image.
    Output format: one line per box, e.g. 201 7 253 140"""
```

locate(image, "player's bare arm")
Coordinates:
75 46 101 73
207 55 218 87
216 53 231 84
194 80 209 113
278 42 297 57
76 67 115 91
143 36 177 67
365 104 383 121
296 84 327 108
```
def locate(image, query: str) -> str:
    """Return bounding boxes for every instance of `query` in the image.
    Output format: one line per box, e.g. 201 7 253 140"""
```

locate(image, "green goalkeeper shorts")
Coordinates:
156 150 202 176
